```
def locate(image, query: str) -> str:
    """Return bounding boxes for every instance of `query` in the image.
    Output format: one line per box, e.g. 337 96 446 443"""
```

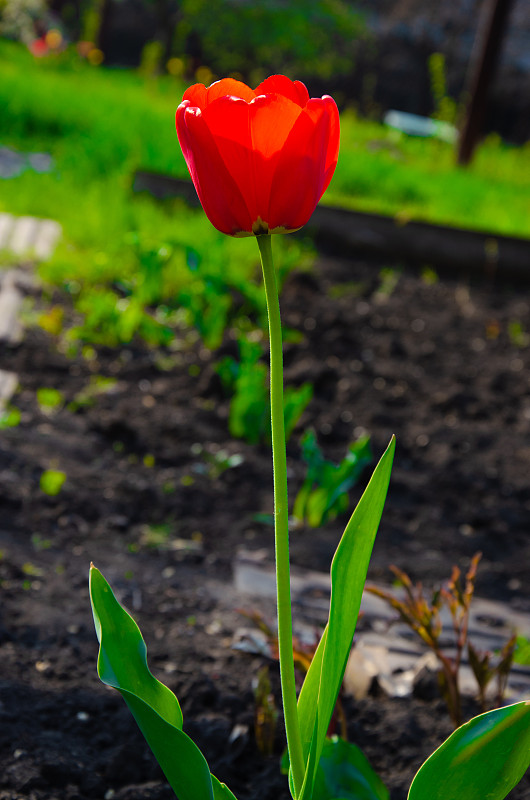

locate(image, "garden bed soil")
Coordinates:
0 249 529 799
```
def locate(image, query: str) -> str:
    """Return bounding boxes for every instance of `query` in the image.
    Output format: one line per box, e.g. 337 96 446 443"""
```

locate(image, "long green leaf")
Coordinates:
295 436 395 794
408 701 530 800
90 565 221 800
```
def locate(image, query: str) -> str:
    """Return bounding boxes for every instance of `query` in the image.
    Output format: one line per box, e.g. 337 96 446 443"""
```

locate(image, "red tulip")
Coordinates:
176 75 339 237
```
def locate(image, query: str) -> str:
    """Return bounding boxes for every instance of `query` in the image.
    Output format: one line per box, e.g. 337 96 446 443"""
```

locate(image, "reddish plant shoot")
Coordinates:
367 552 516 726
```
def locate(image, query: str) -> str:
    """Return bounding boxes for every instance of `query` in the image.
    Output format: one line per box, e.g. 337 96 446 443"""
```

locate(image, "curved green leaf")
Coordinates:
295 436 395 794
90 566 183 729
408 701 530 800
313 736 389 800
90 565 218 800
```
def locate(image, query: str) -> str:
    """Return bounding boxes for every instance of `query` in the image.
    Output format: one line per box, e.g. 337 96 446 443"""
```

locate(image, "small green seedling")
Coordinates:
40 469 66 496
508 320 529 348
216 337 312 445
514 635 530 666
0 406 21 429
374 267 401 300
190 443 244 480
293 430 372 528
36 387 64 413
68 375 117 411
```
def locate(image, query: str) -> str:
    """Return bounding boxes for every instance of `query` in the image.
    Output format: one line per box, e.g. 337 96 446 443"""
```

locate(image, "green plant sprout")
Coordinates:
375 267 401 300
216 336 313 446
0 406 21 429
190 443 245 480
514 636 530 666
508 320 529 348
65 286 174 349
366 553 517 727
40 468 66 496
67 375 118 412
89 76 530 800
293 430 372 528
36 386 64 413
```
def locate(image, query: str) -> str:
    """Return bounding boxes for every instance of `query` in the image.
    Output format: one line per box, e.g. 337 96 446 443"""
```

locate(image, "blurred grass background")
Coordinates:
1 37 528 259
0 9 529 347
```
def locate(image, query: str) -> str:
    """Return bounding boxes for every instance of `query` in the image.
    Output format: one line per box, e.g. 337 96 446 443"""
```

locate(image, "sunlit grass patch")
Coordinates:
1 39 529 352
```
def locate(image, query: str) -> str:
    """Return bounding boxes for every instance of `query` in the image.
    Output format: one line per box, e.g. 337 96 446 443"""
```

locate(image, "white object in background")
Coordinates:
0 212 62 260
384 110 457 144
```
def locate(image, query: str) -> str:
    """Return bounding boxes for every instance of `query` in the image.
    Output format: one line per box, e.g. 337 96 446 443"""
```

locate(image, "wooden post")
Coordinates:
457 0 515 166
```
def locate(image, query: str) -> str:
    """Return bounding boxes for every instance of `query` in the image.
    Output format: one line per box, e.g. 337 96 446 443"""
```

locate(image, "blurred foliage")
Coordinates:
1 37 530 298
428 52 458 126
174 0 367 82
0 406 21 428
40 468 66 495
216 336 313 445
514 635 530 665
0 39 312 350
293 431 372 527
334 109 530 238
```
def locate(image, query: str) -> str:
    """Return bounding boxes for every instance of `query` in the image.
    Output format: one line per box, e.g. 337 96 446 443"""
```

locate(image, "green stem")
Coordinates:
257 234 304 798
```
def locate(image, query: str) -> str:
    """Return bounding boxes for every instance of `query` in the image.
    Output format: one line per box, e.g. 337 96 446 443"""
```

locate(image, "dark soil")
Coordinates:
1 247 529 800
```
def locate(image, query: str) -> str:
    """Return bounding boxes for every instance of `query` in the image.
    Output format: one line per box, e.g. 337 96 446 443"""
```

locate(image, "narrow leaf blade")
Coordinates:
408 701 530 800
297 436 395 790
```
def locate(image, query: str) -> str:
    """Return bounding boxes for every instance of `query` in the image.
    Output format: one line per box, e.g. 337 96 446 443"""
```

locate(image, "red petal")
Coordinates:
320 95 340 195
205 78 255 105
201 95 257 223
247 94 303 223
182 79 255 111
266 97 338 230
249 93 302 160
201 93 302 227
254 75 309 107
182 83 207 108
176 103 254 235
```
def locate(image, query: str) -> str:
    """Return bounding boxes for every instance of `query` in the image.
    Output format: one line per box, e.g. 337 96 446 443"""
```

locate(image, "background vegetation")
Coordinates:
0 32 529 349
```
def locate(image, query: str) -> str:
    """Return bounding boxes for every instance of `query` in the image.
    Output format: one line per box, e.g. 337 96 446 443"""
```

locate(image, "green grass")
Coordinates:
330 112 530 237
0 36 529 307
0 40 311 348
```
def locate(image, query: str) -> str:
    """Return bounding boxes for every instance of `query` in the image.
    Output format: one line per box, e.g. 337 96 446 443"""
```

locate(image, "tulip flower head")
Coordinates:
176 75 339 237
